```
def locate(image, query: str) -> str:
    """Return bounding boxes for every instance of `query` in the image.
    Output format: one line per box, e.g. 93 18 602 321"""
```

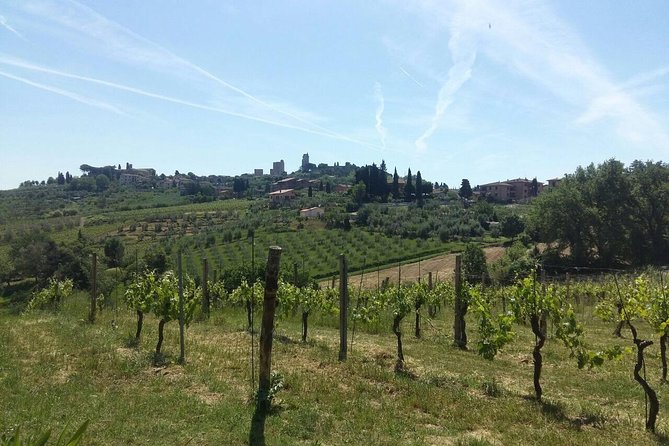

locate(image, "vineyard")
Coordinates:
3 254 669 445
172 228 466 283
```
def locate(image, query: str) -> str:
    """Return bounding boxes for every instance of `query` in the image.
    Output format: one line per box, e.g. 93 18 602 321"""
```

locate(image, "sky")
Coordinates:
1 0 668 191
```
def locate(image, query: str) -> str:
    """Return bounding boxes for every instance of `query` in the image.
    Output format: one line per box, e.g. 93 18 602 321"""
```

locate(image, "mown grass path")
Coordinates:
1 294 668 445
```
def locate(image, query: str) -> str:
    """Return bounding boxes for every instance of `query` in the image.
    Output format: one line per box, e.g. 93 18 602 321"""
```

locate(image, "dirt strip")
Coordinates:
320 246 506 290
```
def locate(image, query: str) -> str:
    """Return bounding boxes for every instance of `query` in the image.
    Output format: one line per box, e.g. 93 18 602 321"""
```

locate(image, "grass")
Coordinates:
2 291 669 445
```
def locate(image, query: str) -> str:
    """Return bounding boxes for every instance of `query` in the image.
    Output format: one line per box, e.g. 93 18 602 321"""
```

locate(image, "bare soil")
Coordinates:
322 246 506 289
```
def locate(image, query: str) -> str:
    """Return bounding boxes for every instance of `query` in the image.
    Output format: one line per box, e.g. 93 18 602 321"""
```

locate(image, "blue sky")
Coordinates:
1 0 668 190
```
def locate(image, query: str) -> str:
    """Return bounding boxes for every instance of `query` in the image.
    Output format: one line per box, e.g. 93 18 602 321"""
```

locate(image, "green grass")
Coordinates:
2 292 669 445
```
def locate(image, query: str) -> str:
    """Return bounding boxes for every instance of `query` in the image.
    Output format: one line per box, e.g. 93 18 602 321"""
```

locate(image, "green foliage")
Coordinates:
103 237 124 268
229 279 264 307
431 281 456 307
501 214 525 239
459 179 472 199
462 244 487 284
123 271 157 314
356 202 485 242
9 230 60 283
274 281 338 320
152 271 200 325
24 278 74 312
468 284 514 360
386 283 413 319
488 241 535 285
1 421 88 446
529 159 669 266
510 271 597 368
124 270 200 325
142 246 169 274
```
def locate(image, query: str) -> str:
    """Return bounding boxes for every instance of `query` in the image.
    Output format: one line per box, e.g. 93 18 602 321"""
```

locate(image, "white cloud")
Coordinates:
415 10 476 153
19 1 373 146
0 56 386 148
406 0 669 151
373 82 387 149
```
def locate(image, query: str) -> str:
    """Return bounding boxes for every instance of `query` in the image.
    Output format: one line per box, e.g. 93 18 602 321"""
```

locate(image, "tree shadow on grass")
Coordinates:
395 367 419 381
124 335 140 349
653 432 669 445
249 403 268 446
274 334 301 345
522 395 605 430
248 400 284 446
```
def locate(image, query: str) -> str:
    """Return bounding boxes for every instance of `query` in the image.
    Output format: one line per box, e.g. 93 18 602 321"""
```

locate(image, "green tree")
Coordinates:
103 237 125 268
501 214 525 240
143 246 170 274
462 243 487 284
416 171 424 207
528 159 638 266
628 160 669 263
9 230 61 283
95 174 110 192
392 168 400 199
404 168 414 202
0 256 14 287
459 179 472 199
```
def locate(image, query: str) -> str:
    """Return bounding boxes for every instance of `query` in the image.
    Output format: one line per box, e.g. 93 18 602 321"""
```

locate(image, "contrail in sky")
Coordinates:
24 0 378 150
0 56 388 150
415 28 476 152
0 15 26 40
399 66 424 88
0 69 124 114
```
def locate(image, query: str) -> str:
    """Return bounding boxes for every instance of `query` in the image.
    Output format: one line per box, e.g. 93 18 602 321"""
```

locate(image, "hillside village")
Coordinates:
26 154 559 206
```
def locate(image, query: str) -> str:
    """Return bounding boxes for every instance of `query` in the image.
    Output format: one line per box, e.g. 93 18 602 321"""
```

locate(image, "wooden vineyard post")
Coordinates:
89 253 97 323
339 254 348 361
178 253 185 364
427 272 437 318
453 254 467 349
257 246 282 411
202 258 209 318
415 263 422 338
250 246 282 446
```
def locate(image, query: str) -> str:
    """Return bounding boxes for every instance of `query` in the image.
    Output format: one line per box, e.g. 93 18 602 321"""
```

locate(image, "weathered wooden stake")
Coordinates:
427 272 437 318
339 254 348 361
202 258 209 318
250 248 281 446
453 254 467 349
178 253 186 363
257 247 282 408
89 253 97 323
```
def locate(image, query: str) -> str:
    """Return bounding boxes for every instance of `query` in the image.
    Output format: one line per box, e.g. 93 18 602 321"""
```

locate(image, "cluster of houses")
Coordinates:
118 164 156 185
477 177 561 202
115 157 563 207
268 176 351 203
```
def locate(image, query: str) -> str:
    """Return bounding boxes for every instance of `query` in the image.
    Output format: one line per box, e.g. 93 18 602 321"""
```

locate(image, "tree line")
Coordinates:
529 159 669 267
